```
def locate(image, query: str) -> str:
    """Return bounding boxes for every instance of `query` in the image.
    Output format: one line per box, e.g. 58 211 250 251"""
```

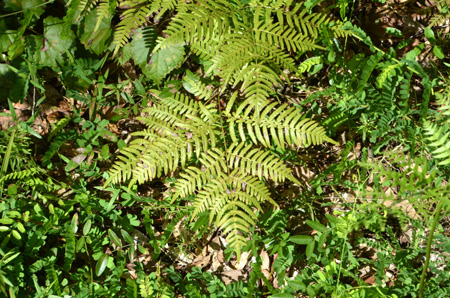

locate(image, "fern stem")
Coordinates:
419 199 444 298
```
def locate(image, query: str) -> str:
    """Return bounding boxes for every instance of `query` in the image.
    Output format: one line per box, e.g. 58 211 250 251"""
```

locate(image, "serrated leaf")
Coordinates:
95 253 109 276
26 16 76 68
289 235 313 245
130 28 154 67
143 44 185 82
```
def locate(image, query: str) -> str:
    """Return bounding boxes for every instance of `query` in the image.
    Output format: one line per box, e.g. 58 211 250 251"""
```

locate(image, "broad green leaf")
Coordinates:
95 253 109 276
433 46 444 59
26 16 76 68
286 279 306 291
0 64 27 103
143 44 185 82
3 0 45 16
6 211 21 219
79 9 113 55
289 235 313 245
129 28 153 68
424 27 436 44
127 278 138 298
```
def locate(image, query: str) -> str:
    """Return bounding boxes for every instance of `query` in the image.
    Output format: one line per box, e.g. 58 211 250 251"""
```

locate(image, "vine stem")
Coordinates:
419 199 444 298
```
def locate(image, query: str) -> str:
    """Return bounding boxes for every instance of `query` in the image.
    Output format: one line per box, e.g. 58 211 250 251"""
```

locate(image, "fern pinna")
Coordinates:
106 89 337 259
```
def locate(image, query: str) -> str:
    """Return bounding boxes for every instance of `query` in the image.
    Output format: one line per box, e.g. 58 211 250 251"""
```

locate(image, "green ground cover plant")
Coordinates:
1 0 450 297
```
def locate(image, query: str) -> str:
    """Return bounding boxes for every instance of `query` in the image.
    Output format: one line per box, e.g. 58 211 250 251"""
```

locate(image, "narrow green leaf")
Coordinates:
108 229 122 247
76 237 85 252
318 229 330 250
12 229 21 240
270 294 295 298
71 213 78 234
2 250 20 265
1 128 15 180
121 229 134 244
306 220 327 233
289 235 313 245
306 240 315 259
83 219 92 236
0 218 15 225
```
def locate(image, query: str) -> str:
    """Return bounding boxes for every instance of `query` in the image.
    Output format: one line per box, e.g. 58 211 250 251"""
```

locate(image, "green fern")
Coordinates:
106 89 336 259
424 121 450 166
48 116 71 142
138 275 154 297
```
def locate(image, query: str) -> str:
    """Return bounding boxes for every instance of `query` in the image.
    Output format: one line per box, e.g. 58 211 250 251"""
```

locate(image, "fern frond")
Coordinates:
138 276 154 298
358 52 384 92
0 168 41 184
48 116 71 142
424 121 450 166
436 84 450 118
376 63 402 89
94 0 115 32
77 0 100 21
183 75 214 101
113 0 156 55
298 56 322 73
